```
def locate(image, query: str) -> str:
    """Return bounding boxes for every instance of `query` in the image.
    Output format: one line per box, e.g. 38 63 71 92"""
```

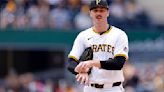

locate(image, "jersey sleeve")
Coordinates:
114 32 129 60
68 33 85 61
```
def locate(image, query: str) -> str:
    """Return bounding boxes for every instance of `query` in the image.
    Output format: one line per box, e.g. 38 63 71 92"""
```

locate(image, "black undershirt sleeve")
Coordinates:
67 58 79 75
67 58 92 75
100 56 126 70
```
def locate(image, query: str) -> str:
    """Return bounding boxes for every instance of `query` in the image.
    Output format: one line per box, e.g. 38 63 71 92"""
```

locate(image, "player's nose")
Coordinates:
95 12 102 16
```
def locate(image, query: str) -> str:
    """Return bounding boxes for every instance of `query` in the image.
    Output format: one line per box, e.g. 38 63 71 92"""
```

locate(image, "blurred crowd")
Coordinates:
0 0 154 30
0 0 164 92
123 61 164 92
0 61 163 92
0 72 77 92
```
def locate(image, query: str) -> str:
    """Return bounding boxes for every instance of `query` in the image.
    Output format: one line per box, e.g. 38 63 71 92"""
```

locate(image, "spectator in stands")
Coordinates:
66 0 82 28
19 73 34 91
5 72 22 92
124 0 150 28
140 65 155 92
49 0 71 30
27 0 50 29
44 79 54 92
123 63 140 91
14 15 29 29
108 0 126 28
0 0 16 29
74 5 92 30
154 62 164 92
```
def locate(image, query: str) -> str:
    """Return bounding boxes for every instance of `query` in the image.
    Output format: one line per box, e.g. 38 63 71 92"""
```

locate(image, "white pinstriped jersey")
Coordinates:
68 26 129 84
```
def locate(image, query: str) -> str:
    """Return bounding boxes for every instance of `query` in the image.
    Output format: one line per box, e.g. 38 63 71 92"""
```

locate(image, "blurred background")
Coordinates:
0 0 164 92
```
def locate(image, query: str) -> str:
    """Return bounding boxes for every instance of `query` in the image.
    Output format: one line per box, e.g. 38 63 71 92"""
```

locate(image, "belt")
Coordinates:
90 82 121 89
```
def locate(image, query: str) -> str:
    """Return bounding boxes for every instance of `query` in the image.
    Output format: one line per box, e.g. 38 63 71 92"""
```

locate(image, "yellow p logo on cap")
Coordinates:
96 0 101 5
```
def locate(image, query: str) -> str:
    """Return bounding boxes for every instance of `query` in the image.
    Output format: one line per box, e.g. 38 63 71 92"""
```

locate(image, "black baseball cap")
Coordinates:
89 0 109 10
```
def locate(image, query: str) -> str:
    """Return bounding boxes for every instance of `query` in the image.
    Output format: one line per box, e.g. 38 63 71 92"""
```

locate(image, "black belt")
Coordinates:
90 82 121 88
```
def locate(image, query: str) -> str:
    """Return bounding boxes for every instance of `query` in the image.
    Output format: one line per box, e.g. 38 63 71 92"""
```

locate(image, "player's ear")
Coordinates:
107 10 109 17
89 11 93 17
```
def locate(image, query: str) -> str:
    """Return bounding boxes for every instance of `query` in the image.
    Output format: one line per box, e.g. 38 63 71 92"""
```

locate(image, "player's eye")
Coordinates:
93 9 105 13
93 9 98 12
99 9 105 12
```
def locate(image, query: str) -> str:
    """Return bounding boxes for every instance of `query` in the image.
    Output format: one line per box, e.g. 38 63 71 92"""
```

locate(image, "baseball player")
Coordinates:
67 0 129 92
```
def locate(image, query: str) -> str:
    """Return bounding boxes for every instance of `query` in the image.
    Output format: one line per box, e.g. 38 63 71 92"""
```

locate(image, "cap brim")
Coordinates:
90 5 109 10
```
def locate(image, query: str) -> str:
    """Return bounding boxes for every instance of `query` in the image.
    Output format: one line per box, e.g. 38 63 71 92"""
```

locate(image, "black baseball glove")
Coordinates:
78 47 93 74
79 47 93 61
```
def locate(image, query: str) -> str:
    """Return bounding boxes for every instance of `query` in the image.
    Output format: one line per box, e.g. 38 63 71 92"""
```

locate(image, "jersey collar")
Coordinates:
92 25 112 35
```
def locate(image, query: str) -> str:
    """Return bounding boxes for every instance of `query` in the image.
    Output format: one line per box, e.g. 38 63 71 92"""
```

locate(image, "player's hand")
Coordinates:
76 73 89 85
75 61 92 73
75 66 90 73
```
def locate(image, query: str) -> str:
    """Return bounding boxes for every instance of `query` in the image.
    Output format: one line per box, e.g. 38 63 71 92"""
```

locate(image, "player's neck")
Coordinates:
93 23 109 33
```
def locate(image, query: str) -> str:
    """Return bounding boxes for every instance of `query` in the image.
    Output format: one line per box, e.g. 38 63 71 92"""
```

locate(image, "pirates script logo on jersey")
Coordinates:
92 44 114 54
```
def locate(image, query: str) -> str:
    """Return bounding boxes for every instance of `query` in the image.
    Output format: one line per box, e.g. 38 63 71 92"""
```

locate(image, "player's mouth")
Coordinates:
96 15 102 19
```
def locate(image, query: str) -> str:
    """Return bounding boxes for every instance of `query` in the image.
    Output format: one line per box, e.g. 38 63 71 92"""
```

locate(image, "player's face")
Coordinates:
90 7 109 22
